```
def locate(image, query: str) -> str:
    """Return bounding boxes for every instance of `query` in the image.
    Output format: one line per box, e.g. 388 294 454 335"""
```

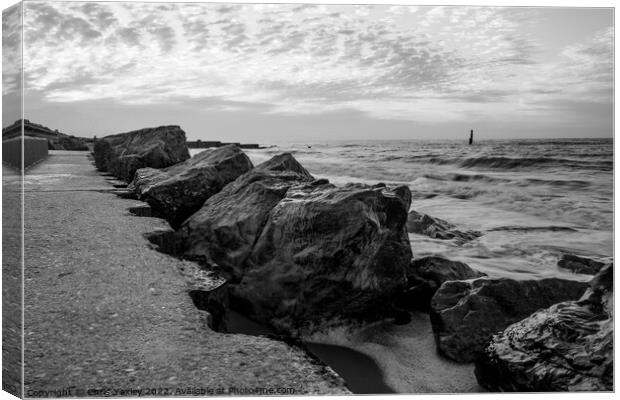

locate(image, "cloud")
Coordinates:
116 27 141 47
79 3 117 30
2 4 21 96
216 5 237 14
19 3 612 126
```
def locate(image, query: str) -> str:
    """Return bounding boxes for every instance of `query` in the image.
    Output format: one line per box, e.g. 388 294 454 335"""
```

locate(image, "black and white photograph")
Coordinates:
1 0 615 397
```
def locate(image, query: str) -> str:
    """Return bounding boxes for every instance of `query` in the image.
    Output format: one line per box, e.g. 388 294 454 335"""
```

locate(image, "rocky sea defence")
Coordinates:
100 131 613 393
557 253 607 275
396 256 487 312
175 153 316 276
406 210 481 244
429 277 588 362
93 125 190 181
171 152 413 336
131 145 253 227
225 180 412 336
475 264 613 391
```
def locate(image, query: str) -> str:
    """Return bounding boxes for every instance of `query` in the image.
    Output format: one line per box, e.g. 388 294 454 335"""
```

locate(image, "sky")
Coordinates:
2 1 614 142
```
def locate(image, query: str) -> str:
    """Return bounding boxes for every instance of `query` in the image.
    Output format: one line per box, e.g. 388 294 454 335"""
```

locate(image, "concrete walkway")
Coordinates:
3 164 23 397
23 151 348 397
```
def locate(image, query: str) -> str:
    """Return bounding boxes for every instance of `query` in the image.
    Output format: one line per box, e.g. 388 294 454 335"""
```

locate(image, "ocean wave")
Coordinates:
423 173 507 183
460 156 571 169
522 178 591 189
426 156 612 171
488 225 578 233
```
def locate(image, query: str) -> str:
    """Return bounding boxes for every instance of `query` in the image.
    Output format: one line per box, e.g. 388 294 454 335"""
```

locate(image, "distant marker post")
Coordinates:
469 129 473 145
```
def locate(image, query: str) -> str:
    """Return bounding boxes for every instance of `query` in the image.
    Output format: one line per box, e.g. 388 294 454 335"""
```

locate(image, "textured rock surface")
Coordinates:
176 153 314 276
407 210 481 244
396 256 486 311
557 253 606 275
429 277 588 362
132 145 253 227
232 181 413 335
93 125 190 181
475 264 613 391
176 154 413 335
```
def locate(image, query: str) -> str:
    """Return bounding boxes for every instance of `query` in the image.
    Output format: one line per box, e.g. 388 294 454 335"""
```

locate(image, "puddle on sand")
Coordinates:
304 342 395 394
203 300 395 394
128 205 165 219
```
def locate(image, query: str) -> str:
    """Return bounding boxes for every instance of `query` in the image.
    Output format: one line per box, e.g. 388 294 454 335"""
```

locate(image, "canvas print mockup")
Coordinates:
2 1 614 397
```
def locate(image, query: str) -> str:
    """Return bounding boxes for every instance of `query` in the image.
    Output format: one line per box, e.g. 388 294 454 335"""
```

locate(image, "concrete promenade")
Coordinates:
22 151 347 396
3 163 23 397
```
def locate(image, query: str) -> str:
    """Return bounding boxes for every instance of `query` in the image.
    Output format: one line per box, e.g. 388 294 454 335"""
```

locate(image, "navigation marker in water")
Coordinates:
469 129 474 145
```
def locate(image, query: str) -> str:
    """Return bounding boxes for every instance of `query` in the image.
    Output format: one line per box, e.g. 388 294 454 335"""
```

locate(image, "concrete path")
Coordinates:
22 151 348 397
3 164 23 397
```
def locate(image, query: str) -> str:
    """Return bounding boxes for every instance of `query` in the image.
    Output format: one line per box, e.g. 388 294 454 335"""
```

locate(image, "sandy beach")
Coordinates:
308 312 482 393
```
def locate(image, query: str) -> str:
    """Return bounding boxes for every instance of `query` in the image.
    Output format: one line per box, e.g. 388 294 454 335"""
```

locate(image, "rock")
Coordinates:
93 134 123 171
396 256 486 311
429 277 588 363
176 153 315 275
175 154 413 335
230 181 412 336
406 210 481 244
558 253 606 275
475 264 613 391
93 125 190 181
132 145 253 227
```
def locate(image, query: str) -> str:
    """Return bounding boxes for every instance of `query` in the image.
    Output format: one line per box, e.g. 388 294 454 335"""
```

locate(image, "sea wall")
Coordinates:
2 136 49 170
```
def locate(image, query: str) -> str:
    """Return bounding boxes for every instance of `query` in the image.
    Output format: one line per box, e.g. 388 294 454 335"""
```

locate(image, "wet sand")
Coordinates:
309 312 483 393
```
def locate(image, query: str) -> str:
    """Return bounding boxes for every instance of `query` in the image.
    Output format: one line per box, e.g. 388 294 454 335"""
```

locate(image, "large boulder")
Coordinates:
230 181 412 335
429 277 588 363
175 153 413 335
93 125 190 181
475 264 613 391
131 145 253 227
175 153 315 277
93 134 124 170
396 256 486 311
407 210 481 244
557 253 606 275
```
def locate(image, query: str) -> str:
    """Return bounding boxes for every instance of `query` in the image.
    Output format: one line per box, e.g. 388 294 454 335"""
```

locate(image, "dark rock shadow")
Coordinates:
188 285 396 394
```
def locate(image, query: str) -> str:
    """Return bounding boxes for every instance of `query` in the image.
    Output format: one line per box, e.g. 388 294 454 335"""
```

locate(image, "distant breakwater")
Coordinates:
187 139 262 149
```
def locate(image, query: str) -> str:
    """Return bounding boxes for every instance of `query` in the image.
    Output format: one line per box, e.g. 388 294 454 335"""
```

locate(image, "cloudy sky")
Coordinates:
2 1 614 142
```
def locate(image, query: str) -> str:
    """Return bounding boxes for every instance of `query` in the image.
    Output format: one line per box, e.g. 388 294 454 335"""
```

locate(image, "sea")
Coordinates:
190 138 613 282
